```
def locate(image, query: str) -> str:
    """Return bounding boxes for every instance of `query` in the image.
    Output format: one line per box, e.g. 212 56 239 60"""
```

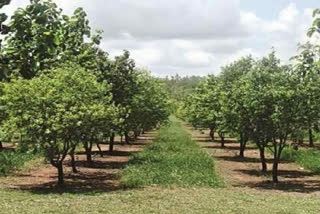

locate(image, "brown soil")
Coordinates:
0 132 156 193
185 124 320 196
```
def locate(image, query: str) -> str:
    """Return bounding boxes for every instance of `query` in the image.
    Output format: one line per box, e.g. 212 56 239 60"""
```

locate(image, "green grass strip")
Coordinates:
280 146 320 173
121 116 221 188
0 150 39 175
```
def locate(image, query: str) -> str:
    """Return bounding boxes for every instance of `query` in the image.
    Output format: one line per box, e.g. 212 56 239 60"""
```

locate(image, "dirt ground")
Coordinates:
0 132 156 193
2 124 320 196
185 124 320 196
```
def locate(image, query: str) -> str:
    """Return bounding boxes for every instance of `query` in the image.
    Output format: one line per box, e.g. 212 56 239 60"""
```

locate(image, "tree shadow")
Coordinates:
66 160 128 170
213 139 238 144
216 155 274 164
84 150 137 157
244 179 320 193
194 139 213 142
8 171 125 195
3 131 157 195
203 145 257 151
192 138 238 144
236 169 319 178
129 141 149 146
0 147 15 152
232 169 320 193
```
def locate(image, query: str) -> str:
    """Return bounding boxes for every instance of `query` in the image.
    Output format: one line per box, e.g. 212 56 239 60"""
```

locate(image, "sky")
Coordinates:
2 0 320 77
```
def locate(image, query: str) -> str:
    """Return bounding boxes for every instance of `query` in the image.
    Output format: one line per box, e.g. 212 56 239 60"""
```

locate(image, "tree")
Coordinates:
219 56 254 157
1 0 91 80
125 70 171 139
239 52 303 181
244 67 301 182
268 71 302 182
93 50 138 152
2 64 114 185
185 76 224 146
292 43 320 147
239 52 284 173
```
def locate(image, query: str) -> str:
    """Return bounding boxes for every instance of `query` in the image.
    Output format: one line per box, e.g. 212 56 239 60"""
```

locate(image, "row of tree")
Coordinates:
183 9 320 183
0 0 171 185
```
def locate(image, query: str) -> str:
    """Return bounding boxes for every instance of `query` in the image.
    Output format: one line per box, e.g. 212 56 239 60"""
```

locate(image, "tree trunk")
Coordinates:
96 143 103 157
258 147 267 173
109 133 115 153
134 130 139 140
84 141 93 162
125 132 130 144
86 149 92 162
219 132 225 147
209 128 214 141
70 147 78 173
57 162 64 186
0 141 3 151
272 156 279 183
239 134 247 158
309 128 314 147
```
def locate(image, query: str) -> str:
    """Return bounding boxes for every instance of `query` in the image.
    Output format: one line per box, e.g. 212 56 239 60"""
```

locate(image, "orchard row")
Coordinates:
181 9 320 183
0 1 171 185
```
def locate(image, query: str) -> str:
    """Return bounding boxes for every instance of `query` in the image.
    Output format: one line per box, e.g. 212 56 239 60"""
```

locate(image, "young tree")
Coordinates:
94 50 138 152
292 43 320 147
185 76 224 146
267 71 302 182
219 56 254 157
125 70 171 139
240 52 284 173
2 64 114 185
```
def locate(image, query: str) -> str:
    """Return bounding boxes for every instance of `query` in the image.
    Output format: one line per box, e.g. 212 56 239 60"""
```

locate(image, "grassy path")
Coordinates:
0 117 319 213
121 116 220 187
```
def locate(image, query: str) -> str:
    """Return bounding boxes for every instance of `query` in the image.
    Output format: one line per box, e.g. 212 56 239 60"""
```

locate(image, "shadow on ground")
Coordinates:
244 179 320 193
3 133 156 195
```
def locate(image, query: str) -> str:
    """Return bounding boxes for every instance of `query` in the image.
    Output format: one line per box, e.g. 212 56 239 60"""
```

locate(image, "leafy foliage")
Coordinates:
1 0 91 80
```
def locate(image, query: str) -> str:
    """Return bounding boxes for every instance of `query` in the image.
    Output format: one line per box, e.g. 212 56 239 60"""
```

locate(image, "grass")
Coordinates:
280 146 320 173
0 187 318 214
0 150 40 175
121 116 221 188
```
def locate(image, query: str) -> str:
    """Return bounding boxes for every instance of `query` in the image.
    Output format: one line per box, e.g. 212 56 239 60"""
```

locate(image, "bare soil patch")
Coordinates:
0 131 156 193
185 124 320 196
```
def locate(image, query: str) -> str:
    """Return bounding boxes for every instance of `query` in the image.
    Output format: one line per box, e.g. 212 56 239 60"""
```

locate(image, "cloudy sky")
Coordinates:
2 0 320 77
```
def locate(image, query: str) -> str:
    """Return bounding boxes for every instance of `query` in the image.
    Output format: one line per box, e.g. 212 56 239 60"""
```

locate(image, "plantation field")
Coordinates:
2 1 320 213
1 118 319 214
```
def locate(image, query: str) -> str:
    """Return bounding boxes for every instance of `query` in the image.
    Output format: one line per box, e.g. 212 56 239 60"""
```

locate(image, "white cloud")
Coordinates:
279 3 299 23
2 1 318 76
239 3 314 65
